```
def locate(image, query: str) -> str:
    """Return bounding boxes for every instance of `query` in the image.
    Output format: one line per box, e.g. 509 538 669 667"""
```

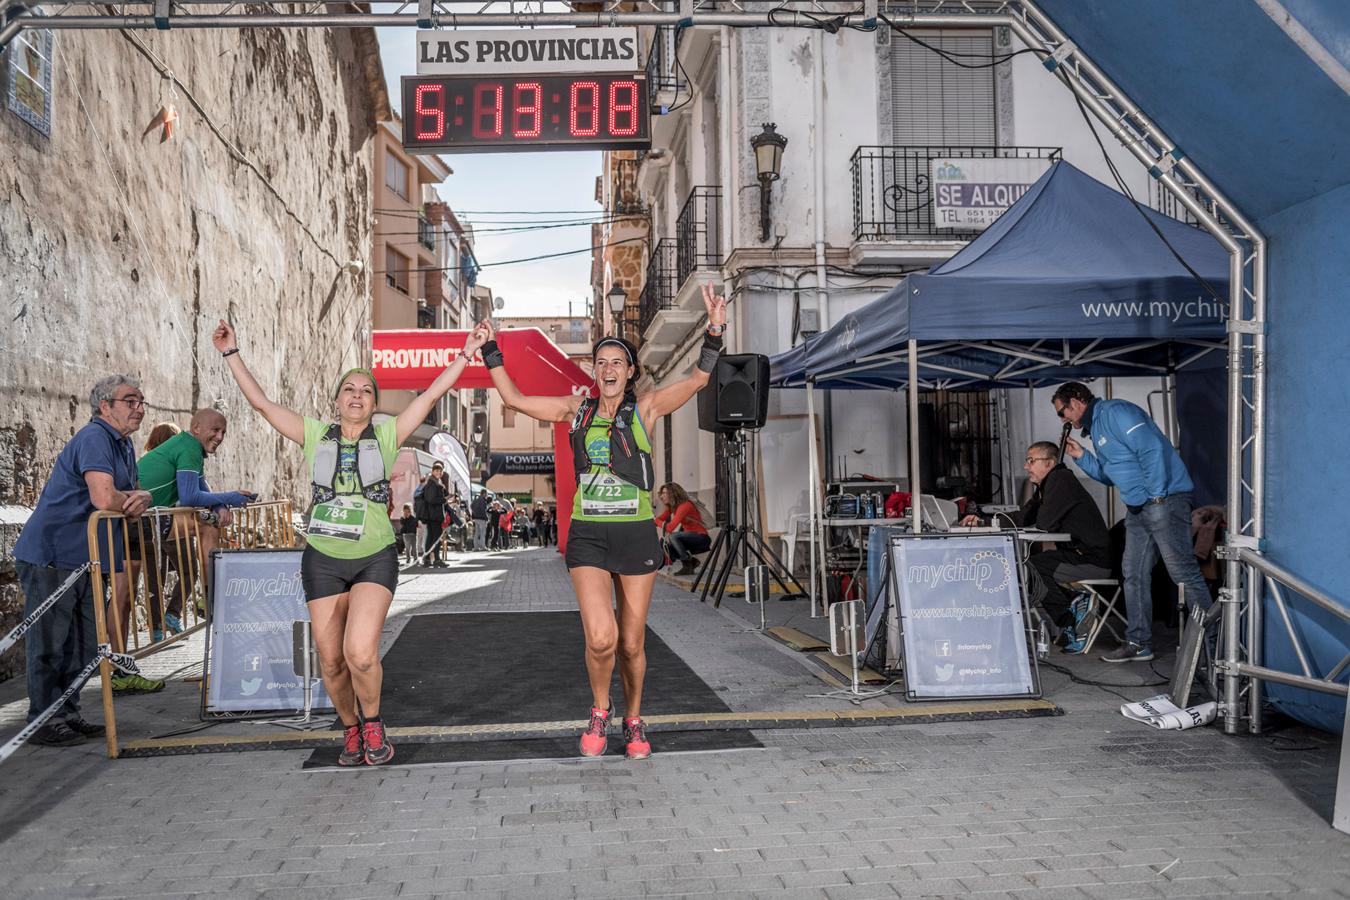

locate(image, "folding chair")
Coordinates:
1067 578 1126 653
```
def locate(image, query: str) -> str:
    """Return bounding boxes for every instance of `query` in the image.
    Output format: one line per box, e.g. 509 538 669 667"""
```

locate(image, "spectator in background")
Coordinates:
486 498 503 550
532 501 548 547
655 483 710 576
135 409 255 641
399 503 418 560
419 462 449 568
470 489 491 551
13 375 157 746
499 501 515 549
143 422 181 453
1055 381 1213 663
546 506 558 546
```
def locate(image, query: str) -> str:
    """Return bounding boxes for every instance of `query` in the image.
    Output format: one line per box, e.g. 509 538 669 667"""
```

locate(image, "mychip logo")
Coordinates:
907 550 1010 594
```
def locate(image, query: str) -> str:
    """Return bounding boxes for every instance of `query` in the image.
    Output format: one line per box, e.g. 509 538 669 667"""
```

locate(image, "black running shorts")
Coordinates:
301 543 399 600
565 519 663 575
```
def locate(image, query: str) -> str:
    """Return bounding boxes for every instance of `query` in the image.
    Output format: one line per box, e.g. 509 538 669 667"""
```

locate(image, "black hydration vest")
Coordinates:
568 395 654 491
310 423 391 506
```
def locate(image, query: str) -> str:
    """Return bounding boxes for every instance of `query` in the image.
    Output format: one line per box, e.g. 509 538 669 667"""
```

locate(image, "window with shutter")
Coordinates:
891 30 996 147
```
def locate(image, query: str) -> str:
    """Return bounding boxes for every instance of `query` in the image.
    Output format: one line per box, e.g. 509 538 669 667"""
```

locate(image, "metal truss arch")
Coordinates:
3 0 1277 738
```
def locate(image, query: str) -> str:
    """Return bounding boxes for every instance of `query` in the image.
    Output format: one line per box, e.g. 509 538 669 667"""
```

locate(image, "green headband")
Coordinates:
334 367 379 402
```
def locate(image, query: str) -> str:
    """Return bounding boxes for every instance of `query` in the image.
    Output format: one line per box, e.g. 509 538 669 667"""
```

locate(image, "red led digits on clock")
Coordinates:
569 81 600 138
414 84 446 140
608 80 638 137
512 82 542 139
472 83 504 138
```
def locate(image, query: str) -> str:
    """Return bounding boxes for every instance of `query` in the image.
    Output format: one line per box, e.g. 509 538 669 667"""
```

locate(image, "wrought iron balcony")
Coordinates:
851 146 1061 241
676 185 721 288
418 214 436 251
638 239 678 337
645 25 685 109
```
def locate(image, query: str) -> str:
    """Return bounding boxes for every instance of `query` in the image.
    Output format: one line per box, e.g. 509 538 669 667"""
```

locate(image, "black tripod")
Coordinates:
692 429 806 607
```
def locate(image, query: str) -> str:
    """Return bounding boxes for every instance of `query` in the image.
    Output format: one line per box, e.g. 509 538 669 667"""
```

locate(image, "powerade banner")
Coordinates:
205 550 331 713
889 533 1037 700
487 452 555 479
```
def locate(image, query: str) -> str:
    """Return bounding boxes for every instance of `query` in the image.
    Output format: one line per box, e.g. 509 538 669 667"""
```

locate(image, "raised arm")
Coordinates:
477 320 584 423
212 319 305 445
395 327 488 445
638 283 727 422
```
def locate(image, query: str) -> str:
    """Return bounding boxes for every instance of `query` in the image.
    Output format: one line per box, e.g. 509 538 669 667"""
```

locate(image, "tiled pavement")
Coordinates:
0 545 1345 899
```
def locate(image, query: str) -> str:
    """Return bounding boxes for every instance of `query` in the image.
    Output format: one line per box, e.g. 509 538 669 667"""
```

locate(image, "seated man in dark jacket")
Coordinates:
965 441 1111 647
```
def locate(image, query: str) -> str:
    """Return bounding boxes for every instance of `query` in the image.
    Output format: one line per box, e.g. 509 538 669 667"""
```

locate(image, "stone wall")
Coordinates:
0 25 388 681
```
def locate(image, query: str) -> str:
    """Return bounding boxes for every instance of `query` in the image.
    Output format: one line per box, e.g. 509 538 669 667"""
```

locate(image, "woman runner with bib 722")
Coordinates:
212 319 488 766
475 283 726 759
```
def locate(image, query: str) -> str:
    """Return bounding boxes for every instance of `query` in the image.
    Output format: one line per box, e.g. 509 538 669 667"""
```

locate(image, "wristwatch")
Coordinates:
1148 496 1166 505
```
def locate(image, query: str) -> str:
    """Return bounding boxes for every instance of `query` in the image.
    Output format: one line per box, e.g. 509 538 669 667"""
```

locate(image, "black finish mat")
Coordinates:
303 611 761 766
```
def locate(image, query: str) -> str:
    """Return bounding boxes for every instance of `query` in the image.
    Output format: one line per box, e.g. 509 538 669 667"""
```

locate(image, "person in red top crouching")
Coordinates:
654 482 710 576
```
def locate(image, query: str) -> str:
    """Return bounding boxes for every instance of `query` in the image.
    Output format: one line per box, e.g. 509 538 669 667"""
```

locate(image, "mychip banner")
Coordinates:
888 533 1037 699
205 550 330 713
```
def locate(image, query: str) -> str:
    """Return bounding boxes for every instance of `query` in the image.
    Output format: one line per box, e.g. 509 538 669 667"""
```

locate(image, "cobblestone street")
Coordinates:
0 546 1345 899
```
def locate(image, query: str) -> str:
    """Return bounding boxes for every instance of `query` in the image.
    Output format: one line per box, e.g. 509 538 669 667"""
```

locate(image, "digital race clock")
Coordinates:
400 73 651 154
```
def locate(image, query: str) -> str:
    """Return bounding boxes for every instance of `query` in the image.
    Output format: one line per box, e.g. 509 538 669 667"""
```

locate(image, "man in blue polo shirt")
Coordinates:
1054 382 1213 663
12 375 156 746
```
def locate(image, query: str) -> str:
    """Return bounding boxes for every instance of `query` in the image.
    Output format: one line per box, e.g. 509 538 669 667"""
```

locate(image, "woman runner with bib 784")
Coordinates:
213 319 488 766
475 283 727 759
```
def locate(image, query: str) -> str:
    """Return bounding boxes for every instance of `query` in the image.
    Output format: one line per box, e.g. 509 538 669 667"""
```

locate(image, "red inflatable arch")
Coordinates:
372 328 595 553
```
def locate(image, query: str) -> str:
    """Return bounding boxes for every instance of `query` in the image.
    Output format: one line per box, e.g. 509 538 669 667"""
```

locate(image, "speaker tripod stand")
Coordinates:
692 429 806 608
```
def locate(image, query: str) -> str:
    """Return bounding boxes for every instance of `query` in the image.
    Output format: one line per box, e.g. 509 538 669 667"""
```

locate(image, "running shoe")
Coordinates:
164 613 184 635
151 629 165 643
1101 642 1154 663
111 673 165 694
64 716 106 737
1061 626 1087 654
623 717 651 760
579 705 612 757
362 719 394 766
30 721 85 747
338 722 365 767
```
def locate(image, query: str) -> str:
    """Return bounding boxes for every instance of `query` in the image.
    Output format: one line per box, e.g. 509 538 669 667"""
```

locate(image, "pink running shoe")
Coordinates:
362 719 395 766
623 717 651 760
579 705 612 757
337 722 364 767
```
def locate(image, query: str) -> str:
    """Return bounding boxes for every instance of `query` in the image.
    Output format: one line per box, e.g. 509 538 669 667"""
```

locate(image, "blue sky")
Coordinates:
376 27 602 319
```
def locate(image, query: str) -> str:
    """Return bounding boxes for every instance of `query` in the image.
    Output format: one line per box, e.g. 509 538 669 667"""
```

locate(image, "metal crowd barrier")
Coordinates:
84 500 296 757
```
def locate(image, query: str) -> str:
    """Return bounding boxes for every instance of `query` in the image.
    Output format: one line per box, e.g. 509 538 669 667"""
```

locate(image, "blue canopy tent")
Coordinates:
772 161 1229 392
770 159 1230 626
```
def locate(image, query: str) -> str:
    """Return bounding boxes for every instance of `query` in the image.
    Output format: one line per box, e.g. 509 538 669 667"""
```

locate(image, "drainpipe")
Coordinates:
813 29 833 484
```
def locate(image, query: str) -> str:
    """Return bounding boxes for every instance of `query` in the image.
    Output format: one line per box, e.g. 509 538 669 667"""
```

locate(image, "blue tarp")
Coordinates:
771 161 1229 390
1036 0 1350 739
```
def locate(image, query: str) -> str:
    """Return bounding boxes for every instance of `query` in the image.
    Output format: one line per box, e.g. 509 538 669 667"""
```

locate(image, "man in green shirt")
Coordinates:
136 409 255 638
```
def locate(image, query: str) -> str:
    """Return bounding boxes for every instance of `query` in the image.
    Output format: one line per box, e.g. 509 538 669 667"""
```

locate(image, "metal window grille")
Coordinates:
5 22 54 136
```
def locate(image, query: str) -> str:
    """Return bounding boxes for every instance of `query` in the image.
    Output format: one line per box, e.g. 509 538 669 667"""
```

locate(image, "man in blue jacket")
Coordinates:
1053 382 1212 663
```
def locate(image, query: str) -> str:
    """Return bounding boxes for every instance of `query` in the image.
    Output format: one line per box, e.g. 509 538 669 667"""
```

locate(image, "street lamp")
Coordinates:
606 283 627 335
750 122 788 243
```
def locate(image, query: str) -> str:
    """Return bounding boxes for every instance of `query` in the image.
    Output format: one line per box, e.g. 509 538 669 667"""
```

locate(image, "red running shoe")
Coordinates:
623 716 651 760
579 705 612 757
362 719 395 766
338 722 364 767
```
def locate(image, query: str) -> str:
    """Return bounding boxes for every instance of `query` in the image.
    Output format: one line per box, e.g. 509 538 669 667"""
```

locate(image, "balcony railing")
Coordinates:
418 215 436 251
851 146 1061 241
639 239 678 336
676 186 721 288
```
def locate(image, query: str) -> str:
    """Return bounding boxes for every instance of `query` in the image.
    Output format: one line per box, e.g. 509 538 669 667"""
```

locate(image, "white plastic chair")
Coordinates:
783 513 810 575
